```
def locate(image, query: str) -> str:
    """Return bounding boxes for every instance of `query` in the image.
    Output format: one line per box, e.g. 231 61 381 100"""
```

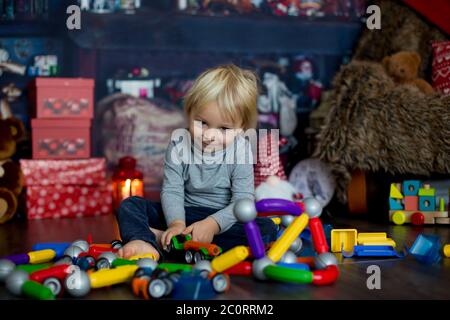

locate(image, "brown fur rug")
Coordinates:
314 61 450 202
313 0 450 203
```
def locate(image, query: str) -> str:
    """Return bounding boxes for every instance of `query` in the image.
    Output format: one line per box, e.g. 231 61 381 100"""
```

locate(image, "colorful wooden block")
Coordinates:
435 217 450 225
439 198 446 212
389 198 403 210
402 180 420 196
389 211 438 225
419 196 436 211
331 229 357 253
404 196 418 211
390 183 403 199
418 184 435 197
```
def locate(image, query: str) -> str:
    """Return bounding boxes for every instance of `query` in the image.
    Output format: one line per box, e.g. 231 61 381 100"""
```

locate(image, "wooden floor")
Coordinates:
1 214 449 300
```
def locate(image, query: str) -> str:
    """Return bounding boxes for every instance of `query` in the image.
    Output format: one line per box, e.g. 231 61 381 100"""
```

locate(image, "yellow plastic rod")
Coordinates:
129 253 157 261
267 214 309 263
211 246 249 273
28 249 56 264
89 265 139 289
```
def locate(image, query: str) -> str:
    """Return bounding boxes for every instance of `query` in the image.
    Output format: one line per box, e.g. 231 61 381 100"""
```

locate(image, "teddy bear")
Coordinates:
0 117 25 224
382 51 434 94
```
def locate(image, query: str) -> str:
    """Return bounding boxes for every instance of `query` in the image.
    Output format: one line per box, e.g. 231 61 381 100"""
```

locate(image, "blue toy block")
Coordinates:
409 234 442 265
403 180 420 196
419 196 436 211
342 245 406 258
389 198 403 210
172 272 216 300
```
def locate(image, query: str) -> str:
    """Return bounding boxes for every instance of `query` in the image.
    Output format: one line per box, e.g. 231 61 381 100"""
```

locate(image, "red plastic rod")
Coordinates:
309 217 329 254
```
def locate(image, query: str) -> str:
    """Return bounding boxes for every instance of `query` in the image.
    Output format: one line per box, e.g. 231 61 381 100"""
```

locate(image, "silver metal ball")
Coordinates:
64 268 91 297
280 251 298 264
54 256 74 265
193 260 213 273
5 270 28 296
314 252 338 270
289 237 303 253
71 240 89 252
252 257 274 280
97 252 117 265
136 258 158 270
281 215 295 228
63 246 84 259
303 197 322 218
233 198 257 223
0 259 15 283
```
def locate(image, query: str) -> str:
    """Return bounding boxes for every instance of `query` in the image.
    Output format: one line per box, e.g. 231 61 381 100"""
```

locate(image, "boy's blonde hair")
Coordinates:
184 64 259 130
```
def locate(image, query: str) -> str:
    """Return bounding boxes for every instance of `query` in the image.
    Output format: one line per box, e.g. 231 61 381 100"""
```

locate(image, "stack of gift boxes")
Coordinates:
20 78 112 219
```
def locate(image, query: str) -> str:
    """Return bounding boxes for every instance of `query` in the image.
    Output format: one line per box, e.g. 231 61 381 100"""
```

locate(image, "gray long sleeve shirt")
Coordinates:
160 130 255 233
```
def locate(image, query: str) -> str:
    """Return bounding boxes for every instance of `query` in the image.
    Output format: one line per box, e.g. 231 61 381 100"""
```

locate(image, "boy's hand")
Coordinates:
182 217 220 244
161 220 186 249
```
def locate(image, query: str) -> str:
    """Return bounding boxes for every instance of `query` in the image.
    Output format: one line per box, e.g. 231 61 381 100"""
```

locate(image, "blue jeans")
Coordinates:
116 196 278 259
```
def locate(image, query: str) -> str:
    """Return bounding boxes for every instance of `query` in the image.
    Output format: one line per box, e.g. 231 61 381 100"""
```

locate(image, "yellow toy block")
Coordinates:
360 239 396 247
357 233 387 243
331 229 357 253
390 183 403 199
211 246 249 273
418 184 435 196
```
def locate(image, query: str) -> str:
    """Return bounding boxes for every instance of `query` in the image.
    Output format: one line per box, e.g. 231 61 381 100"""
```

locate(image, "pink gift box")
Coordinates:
31 118 91 159
20 158 112 220
31 77 94 119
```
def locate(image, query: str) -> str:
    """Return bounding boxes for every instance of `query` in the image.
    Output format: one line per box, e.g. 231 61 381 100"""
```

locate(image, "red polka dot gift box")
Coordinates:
20 158 112 220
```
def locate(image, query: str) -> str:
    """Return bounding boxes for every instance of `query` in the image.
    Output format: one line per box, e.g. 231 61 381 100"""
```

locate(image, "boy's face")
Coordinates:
189 101 243 153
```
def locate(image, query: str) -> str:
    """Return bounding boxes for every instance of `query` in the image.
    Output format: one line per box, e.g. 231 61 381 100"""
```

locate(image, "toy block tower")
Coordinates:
402 180 420 211
389 183 403 210
418 184 436 211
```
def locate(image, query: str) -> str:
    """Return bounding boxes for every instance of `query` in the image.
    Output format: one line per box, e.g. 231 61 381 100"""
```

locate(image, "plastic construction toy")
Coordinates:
342 246 406 258
409 234 442 265
165 234 222 264
331 230 397 254
132 260 231 300
389 181 449 225
232 197 339 286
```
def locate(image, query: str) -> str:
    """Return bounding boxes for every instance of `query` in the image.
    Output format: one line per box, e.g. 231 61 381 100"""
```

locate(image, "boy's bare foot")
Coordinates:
117 240 160 261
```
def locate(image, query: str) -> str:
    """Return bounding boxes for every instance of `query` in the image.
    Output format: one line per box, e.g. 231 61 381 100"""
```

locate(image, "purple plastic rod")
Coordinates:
255 199 302 216
3 253 30 265
245 221 265 259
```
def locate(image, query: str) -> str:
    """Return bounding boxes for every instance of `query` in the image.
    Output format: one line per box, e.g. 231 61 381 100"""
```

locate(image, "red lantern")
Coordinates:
112 156 144 210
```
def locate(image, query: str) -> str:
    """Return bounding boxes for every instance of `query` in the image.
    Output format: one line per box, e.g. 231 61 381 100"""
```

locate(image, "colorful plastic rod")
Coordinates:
3 253 29 265
223 261 252 276
158 263 193 273
3 249 56 265
444 245 450 258
22 280 55 300
244 221 265 259
29 264 71 283
309 218 329 254
28 250 56 264
312 265 339 286
263 265 313 284
32 243 71 259
89 265 138 289
267 214 309 263
211 246 249 273
276 262 310 271
255 199 303 216
16 264 53 274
